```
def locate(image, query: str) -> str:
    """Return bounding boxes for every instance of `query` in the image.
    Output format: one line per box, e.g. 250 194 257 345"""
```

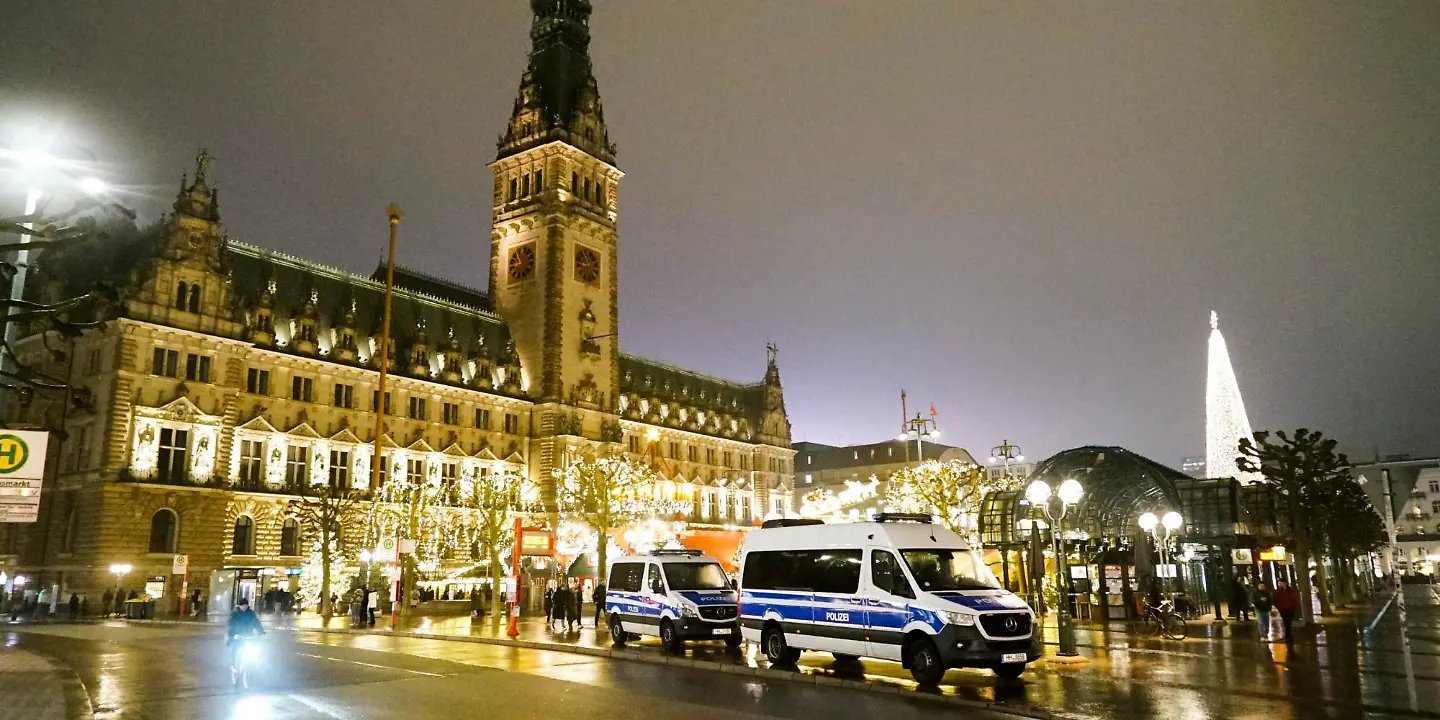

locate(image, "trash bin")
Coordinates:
123 599 155 620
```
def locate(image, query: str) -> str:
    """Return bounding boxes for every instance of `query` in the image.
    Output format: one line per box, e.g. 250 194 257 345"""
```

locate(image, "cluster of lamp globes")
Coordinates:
0 146 111 198
1139 510 1184 534
1025 478 1084 507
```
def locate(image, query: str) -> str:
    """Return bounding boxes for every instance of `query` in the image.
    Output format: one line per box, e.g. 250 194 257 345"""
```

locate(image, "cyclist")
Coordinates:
227 597 265 672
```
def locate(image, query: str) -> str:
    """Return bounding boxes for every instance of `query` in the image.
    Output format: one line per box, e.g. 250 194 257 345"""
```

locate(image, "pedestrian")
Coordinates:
81 596 89 618
1273 578 1300 645
552 583 569 631
366 587 378 625
68 593 80 621
569 580 581 631
114 590 126 618
102 589 114 619
1231 576 1252 622
592 582 606 627
543 586 554 627
1252 582 1273 639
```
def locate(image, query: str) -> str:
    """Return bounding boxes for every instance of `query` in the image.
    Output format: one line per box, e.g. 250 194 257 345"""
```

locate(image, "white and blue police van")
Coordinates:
605 549 742 652
738 514 1039 684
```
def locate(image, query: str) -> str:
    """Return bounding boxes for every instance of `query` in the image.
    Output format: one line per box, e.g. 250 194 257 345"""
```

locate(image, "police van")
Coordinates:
605 549 742 652
738 514 1039 683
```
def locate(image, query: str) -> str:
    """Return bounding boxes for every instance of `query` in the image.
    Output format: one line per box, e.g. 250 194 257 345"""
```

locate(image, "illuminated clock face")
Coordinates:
508 244 536 281
574 246 601 285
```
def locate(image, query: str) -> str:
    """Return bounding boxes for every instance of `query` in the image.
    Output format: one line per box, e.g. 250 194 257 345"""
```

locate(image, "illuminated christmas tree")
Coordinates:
1206 312 1261 484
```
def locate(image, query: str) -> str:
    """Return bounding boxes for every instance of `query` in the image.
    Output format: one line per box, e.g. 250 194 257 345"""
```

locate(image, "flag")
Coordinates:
929 403 938 418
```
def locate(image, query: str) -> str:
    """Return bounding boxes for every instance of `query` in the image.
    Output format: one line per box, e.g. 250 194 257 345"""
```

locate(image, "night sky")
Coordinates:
3 1 1437 467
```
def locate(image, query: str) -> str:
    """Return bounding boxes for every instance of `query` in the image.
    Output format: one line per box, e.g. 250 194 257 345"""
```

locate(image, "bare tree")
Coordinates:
287 481 363 619
467 467 536 622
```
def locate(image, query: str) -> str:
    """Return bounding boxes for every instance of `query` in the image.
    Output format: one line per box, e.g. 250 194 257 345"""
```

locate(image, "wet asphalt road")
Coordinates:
4 623 1012 720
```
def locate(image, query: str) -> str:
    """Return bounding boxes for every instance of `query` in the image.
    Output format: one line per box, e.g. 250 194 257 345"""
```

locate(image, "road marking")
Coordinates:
297 652 447 677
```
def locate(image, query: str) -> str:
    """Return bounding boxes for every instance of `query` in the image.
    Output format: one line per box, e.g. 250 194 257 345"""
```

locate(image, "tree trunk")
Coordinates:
320 536 333 620
1289 498 1316 623
1313 553 1333 616
489 545 503 625
596 528 609 585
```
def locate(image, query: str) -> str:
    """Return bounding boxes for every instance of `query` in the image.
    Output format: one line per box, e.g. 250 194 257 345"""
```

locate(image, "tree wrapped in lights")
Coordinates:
363 462 443 617
287 481 362 619
885 460 1014 541
800 477 879 521
296 536 349 614
467 467 538 621
554 455 670 584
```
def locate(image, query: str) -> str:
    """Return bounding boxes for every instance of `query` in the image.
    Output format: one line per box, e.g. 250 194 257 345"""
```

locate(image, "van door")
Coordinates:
809 550 866 656
864 548 913 661
643 563 668 628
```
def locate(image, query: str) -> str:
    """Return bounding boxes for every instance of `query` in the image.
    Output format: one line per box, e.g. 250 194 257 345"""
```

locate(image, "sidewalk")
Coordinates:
0 646 87 720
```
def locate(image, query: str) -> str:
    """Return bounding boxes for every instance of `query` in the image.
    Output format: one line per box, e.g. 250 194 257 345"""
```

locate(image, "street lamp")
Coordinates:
1025 478 1084 656
898 412 939 464
108 563 132 612
1139 510 1183 593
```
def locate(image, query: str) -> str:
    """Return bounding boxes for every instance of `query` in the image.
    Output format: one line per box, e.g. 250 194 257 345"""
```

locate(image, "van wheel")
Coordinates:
609 617 627 647
762 624 800 665
660 619 684 654
994 663 1025 680
907 638 946 685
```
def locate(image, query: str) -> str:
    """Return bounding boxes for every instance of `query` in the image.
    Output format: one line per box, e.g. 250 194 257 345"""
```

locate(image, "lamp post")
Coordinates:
989 440 1025 479
1026 478 1084 657
1138 511 1183 595
897 413 939 465
108 563 131 616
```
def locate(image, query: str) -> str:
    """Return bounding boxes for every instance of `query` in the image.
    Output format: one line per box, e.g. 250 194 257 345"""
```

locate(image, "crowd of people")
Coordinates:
543 579 606 632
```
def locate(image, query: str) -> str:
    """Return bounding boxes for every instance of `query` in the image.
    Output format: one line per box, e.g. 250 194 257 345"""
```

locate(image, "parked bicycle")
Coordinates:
1137 598 1188 640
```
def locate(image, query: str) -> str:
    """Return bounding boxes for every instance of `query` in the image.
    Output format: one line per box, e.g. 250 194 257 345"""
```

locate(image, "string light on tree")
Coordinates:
1206 312 1261 484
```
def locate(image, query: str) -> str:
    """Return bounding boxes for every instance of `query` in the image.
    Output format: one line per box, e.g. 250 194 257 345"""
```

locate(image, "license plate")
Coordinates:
1001 652 1027 664
712 628 732 635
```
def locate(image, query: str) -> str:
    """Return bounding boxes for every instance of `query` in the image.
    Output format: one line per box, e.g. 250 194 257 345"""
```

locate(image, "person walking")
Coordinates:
1252 582 1274 639
553 583 571 632
569 580 581 632
544 586 554 628
1231 576 1253 622
592 582 606 627
1273 578 1300 645
102 589 114 619
366 587 378 626
114 589 126 618
68 593 80 620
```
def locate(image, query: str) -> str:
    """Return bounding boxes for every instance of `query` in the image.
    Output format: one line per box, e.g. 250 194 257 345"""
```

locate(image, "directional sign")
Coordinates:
0 431 47 523
172 555 190 574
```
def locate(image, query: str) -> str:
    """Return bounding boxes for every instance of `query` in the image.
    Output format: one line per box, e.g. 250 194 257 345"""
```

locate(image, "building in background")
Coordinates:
791 440 977 519
1350 455 1440 577
1181 456 1207 478
0 0 794 611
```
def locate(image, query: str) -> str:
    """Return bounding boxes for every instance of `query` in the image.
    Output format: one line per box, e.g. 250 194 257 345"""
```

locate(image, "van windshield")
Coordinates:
901 549 1000 591
662 562 731 591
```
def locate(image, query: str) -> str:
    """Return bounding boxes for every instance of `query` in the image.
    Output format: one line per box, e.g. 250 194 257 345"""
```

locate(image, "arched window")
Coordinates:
280 517 300 557
187 285 201 313
175 281 188 310
232 515 254 555
148 509 178 553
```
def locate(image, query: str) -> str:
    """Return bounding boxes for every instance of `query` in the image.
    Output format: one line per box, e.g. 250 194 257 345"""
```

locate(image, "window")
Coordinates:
441 461 458 484
333 383 355 409
647 564 666 595
372 391 392 414
535 169 543 191
805 474 813 484
722 451 732 468
286 445 309 488
662 562 729 591
701 490 713 520
688 445 698 462
247 368 270 395
627 435 640 453
583 177 591 201
740 455 749 471
406 458 425 484
280 518 300 556
152 348 179 377
232 516 255 555
291 376 314 402
157 428 188 484
596 179 606 205
73 426 91 470
377 453 391 486
148 509 178 553
503 412 519 434
175 281 188 310
329 450 350 489
737 493 751 523
871 550 913 598
475 407 492 430
521 173 530 197
408 396 428 420
742 550 862 594
807 454 813 466
610 562 644 593
239 440 264 489
571 172 579 194
771 496 785 516
717 489 729 519
706 448 717 465
188 284 201 313
508 177 517 202
184 354 211 382
1432 501 1440 515
443 402 460 425
669 442 680 460
1431 481 1440 494
901 549 999 591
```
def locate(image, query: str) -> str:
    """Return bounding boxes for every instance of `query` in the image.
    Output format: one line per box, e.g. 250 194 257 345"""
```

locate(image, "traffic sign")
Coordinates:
0 431 48 524
172 554 190 574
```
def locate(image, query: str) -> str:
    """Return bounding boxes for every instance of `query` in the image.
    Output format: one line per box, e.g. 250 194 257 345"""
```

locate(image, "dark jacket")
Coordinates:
1251 587 1273 609
227 608 265 641
1273 586 1300 614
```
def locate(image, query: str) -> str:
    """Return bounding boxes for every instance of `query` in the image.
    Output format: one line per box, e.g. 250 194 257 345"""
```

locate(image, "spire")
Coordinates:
764 342 781 386
173 148 219 222
1205 312 1261 484
497 0 614 164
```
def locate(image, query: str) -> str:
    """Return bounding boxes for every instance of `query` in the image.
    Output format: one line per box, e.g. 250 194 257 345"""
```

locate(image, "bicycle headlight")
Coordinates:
240 643 261 662
681 604 699 618
939 610 976 627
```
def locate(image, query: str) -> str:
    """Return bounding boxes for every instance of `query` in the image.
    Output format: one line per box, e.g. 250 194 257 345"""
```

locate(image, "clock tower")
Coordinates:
490 0 622 480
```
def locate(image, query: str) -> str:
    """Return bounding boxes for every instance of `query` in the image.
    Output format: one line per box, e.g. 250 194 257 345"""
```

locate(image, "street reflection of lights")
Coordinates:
231 694 275 720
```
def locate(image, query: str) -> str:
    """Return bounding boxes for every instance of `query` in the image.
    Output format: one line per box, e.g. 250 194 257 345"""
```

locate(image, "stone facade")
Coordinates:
0 0 794 611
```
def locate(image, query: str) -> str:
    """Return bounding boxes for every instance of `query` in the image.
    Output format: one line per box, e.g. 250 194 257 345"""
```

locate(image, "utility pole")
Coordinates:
372 204 400 626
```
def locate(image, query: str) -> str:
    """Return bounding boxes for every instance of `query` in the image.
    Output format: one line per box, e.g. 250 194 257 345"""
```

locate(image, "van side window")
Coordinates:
743 550 861 593
611 562 643 593
871 550 914 598
647 564 667 594
814 551 863 594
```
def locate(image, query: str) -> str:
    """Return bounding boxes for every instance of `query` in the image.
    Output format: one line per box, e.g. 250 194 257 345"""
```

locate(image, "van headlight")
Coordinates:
681 605 699 618
939 610 976 627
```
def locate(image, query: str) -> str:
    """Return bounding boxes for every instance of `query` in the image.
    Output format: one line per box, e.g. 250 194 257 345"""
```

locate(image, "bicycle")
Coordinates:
1137 598 1188 641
